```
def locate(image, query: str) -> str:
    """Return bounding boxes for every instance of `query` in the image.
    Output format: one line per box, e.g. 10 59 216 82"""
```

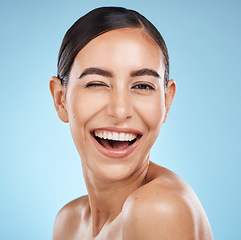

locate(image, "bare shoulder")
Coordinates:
122 162 213 240
52 195 89 240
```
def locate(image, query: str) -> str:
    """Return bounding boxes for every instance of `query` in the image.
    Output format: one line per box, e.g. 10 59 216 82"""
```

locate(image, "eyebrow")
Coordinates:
130 68 161 79
79 68 113 79
78 67 161 79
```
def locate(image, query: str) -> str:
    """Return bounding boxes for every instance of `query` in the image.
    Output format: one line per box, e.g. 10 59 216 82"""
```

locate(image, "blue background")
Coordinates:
1 0 240 239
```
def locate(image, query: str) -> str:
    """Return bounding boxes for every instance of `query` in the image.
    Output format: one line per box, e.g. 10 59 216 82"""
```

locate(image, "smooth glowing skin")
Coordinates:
50 28 213 239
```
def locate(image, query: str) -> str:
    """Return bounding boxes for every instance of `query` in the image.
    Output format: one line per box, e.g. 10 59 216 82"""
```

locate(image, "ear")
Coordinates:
49 76 69 123
163 79 176 123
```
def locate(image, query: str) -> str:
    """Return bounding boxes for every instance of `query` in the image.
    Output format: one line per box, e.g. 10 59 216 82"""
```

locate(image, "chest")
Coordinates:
75 214 122 240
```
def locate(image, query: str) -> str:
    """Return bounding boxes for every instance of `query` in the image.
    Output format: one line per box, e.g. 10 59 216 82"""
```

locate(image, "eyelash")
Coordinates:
132 83 155 91
85 82 109 88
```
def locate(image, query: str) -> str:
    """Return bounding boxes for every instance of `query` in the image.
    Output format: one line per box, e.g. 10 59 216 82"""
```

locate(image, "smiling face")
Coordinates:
50 28 175 182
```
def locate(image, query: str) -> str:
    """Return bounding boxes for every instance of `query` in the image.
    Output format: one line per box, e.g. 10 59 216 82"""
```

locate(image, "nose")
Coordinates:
106 89 133 122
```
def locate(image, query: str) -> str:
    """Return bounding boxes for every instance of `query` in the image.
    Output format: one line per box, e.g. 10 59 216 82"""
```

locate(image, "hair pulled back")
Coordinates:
57 7 169 87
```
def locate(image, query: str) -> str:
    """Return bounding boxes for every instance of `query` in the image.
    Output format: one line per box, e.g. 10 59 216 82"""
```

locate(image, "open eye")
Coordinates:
132 83 155 91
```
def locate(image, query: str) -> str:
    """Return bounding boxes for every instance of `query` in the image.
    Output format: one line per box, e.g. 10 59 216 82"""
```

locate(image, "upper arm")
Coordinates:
52 200 82 240
122 196 195 240
122 181 213 240
52 209 65 240
52 208 76 240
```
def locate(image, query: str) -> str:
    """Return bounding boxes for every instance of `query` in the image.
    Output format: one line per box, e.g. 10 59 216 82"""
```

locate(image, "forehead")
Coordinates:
70 28 165 78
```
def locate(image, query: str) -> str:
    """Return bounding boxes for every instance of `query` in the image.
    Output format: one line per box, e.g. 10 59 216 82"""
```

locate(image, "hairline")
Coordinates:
63 26 167 88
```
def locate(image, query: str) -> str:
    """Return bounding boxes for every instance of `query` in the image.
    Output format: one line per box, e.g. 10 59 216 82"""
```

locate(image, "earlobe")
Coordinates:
49 76 69 123
163 79 176 123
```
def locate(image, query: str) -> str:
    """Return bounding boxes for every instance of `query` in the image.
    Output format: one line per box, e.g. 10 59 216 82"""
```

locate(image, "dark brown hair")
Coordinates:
57 7 169 87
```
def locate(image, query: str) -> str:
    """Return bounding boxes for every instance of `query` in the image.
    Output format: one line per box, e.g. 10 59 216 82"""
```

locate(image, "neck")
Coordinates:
82 160 149 236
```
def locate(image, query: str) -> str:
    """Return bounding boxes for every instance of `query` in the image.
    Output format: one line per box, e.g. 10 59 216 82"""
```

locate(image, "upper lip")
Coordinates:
90 127 142 134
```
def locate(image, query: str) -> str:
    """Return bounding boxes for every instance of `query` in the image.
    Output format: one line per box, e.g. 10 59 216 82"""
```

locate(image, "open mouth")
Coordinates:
91 130 141 151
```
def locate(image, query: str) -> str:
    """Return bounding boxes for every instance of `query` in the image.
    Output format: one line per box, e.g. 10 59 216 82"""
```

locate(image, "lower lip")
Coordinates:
91 134 141 158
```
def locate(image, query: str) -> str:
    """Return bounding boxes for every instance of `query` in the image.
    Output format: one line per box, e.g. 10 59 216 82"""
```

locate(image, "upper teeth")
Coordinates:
94 130 137 141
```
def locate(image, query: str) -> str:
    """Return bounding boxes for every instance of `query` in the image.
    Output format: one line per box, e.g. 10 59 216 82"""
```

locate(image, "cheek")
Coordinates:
135 94 165 130
66 91 107 131
66 90 108 159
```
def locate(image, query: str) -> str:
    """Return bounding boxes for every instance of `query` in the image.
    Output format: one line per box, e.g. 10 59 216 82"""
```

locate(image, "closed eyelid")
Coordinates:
86 81 109 86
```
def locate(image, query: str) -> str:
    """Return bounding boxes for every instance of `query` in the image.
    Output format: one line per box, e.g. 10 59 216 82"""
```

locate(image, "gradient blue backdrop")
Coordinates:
1 0 240 239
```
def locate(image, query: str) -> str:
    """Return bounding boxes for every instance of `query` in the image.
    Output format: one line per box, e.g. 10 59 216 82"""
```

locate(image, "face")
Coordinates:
51 28 175 182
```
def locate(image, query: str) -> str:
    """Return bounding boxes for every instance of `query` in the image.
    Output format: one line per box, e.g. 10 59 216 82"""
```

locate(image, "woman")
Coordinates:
50 7 213 239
